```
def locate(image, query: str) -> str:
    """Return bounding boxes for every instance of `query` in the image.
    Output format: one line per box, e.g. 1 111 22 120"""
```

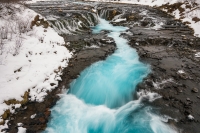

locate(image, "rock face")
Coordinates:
4 1 200 133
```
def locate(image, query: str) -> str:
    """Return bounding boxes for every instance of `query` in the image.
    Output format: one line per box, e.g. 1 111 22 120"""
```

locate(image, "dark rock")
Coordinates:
39 117 46 124
192 88 198 93
50 83 56 86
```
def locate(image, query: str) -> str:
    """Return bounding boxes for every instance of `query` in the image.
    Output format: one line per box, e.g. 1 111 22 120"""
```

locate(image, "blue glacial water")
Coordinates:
44 19 176 133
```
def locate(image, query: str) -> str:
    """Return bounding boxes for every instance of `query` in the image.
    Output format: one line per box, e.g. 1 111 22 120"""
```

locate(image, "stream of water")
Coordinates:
44 19 176 133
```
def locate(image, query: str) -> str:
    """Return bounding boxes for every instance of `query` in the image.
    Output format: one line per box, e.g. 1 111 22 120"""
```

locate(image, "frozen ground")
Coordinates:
0 3 72 131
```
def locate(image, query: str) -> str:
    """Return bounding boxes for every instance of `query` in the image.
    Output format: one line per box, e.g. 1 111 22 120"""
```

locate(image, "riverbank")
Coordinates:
104 3 200 132
7 28 116 133
118 6 200 133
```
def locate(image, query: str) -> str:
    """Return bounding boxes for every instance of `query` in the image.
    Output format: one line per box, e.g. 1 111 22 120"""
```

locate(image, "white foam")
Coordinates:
153 78 174 89
137 90 162 102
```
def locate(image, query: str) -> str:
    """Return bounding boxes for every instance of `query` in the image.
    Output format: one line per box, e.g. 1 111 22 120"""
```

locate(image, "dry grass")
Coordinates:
159 2 185 14
192 17 200 23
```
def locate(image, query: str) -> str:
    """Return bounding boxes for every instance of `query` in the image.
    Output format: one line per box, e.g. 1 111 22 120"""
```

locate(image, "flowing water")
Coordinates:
44 19 176 133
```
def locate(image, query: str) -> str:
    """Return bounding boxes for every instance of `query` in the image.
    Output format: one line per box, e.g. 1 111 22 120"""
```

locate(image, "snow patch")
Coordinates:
177 70 185 74
113 18 127 22
17 127 26 133
30 113 36 119
195 52 200 57
188 114 194 120
85 45 100 49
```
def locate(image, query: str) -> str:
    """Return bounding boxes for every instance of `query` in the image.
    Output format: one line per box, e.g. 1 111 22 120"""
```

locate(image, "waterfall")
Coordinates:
48 12 99 34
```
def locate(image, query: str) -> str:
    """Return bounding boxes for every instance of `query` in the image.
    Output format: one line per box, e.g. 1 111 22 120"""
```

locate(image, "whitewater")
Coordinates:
44 18 176 133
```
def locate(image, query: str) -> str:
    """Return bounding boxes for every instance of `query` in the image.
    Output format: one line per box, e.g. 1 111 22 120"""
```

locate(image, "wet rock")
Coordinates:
39 117 46 124
186 98 190 101
44 109 51 118
177 87 183 93
50 83 56 86
145 80 153 87
141 18 155 27
179 73 188 79
192 88 198 93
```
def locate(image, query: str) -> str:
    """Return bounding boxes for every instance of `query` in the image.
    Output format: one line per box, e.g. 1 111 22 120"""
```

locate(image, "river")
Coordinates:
44 18 176 133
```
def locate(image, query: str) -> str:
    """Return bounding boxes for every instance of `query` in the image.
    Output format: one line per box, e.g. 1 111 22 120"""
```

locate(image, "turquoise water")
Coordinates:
44 19 176 133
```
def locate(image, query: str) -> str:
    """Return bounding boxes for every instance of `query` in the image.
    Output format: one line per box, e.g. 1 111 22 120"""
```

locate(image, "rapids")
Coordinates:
44 19 176 133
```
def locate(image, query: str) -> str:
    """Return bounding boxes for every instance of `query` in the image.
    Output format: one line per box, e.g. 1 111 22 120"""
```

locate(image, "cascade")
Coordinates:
44 18 176 133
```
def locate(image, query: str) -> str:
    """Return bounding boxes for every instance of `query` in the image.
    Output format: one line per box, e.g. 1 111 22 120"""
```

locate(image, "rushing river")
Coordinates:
44 19 176 133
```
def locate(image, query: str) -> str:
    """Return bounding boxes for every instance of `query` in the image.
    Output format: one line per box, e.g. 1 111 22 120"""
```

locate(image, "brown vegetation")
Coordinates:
31 15 49 29
159 2 185 14
192 17 200 23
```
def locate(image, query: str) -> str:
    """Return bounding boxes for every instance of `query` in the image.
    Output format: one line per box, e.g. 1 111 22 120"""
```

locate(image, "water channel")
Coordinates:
44 18 176 133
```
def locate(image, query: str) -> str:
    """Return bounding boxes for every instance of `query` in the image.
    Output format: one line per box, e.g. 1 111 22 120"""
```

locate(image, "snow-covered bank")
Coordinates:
0 3 72 129
87 0 200 37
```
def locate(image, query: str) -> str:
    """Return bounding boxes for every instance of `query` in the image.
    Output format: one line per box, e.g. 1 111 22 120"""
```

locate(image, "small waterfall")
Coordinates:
98 9 110 19
48 12 99 34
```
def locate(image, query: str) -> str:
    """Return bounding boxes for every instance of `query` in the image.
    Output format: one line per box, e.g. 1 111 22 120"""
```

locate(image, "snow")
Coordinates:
85 45 100 48
188 114 194 120
195 52 200 57
17 123 23 127
25 0 50 4
86 0 200 37
17 127 26 133
30 113 36 119
0 3 72 130
87 0 178 6
113 18 127 22
177 70 185 74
